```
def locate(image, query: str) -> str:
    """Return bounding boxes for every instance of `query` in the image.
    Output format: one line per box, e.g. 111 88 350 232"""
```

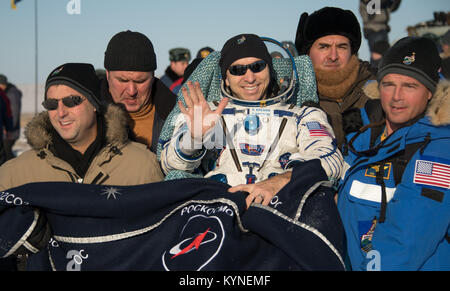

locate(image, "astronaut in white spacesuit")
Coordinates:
160 34 343 208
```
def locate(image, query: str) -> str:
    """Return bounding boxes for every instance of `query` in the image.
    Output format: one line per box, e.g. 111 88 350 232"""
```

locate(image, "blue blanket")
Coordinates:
0 160 345 271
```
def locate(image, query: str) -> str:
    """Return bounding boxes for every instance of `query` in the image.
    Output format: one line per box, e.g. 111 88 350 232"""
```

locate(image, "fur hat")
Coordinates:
104 30 157 72
377 36 441 93
45 63 102 112
219 34 272 80
295 7 361 55
169 48 191 62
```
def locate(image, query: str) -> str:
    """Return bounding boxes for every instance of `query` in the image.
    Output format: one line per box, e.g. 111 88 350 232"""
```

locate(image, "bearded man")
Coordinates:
295 6 375 149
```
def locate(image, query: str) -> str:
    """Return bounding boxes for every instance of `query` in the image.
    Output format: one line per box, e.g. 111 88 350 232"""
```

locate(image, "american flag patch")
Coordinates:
414 160 450 189
306 122 330 137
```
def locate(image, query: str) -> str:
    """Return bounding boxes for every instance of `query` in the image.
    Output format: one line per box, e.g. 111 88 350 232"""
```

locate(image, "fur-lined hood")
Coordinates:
25 103 130 151
363 80 450 126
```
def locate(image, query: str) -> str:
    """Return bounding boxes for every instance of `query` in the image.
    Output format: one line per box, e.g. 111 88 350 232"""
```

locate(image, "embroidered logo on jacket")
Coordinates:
365 163 392 180
240 143 265 156
360 218 378 253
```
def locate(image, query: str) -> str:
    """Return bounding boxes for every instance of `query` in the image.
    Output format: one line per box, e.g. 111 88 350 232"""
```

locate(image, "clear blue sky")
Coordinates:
1 0 449 86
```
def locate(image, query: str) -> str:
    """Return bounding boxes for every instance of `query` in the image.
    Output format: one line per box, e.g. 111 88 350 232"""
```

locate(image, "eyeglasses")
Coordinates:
228 60 267 76
42 95 85 111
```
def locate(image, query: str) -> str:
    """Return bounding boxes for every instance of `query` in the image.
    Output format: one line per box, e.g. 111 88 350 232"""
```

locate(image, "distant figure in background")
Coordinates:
442 58 450 80
281 41 299 57
440 30 450 59
270 51 283 59
168 47 214 94
369 40 391 74
169 58 204 94
0 87 13 166
196 46 214 59
161 48 191 91
0 74 22 160
270 41 298 60
440 30 450 80
359 0 401 64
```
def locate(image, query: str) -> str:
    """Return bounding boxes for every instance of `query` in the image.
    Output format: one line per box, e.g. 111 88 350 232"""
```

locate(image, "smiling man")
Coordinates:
46 84 98 154
161 34 343 208
0 63 164 270
0 63 164 190
295 7 375 149
223 57 270 101
379 73 432 135
101 30 177 153
337 37 450 270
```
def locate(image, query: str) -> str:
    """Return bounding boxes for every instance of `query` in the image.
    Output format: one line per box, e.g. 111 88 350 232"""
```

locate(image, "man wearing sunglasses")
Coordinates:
101 30 177 154
161 34 343 208
0 63 164 270
0 63 165 257
0 62 164 189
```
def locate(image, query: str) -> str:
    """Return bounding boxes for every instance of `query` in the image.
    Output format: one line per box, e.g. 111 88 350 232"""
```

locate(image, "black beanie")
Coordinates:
45 63 102 112
377 36 441 93
104 30 157 72
295 7 361 55
219 34 272 80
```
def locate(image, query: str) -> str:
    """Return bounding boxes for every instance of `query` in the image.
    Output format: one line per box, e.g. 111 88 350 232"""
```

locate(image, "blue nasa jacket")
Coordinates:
337 81 450 271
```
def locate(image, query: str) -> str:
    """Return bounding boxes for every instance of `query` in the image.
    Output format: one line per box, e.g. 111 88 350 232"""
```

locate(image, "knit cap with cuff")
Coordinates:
104 30 157 72
377 36 441 94
45 63 102 112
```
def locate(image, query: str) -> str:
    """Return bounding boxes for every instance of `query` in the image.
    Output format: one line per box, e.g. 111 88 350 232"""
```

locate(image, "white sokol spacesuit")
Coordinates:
160 89 343 186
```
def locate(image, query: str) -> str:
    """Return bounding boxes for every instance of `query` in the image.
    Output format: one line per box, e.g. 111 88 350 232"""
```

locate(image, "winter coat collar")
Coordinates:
317 58 374 103
363 80 450 127
315 55 360 101
25 103 129 151
163 66 181 83
99 77 176 121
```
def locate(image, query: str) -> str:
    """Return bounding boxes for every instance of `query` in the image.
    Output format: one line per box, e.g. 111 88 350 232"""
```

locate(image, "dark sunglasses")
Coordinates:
228 60 267 76
42 95 85 111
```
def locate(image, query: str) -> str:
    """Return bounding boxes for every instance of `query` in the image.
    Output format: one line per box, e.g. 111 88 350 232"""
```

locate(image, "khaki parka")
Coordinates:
0 104 164 191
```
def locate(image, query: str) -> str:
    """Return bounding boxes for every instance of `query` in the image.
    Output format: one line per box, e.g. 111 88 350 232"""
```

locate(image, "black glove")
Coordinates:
13 210 52 256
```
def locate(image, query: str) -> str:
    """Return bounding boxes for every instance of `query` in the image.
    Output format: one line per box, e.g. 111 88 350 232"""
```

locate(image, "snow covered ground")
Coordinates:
12 127 32 157
11 113 33 157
